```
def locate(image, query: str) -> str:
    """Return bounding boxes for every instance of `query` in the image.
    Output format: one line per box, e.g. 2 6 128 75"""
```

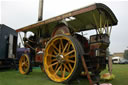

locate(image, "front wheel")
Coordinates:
19 54 30 75
43 35 82 83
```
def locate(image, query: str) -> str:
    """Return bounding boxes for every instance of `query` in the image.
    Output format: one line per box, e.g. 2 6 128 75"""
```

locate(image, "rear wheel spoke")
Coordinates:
64 50 75 56
67 44 71 52
59 43 61 54
53 50 58 55
68 63 73 71
66 59 75 63
61 65 63 77
48 62 58 68
64 64 70 72
51 59 57 62
52 44 59 52
62 67 65 78
62 43 69 54
68 55 75 58
60 39 64 50
54 65 62 75
55 63 59 71
48 54 56 58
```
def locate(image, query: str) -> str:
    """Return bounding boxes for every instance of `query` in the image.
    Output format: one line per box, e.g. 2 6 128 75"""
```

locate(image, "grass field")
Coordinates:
0 64 128 85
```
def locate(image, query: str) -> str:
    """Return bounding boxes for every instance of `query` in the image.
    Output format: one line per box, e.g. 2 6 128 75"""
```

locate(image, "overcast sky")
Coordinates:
1 0 128 54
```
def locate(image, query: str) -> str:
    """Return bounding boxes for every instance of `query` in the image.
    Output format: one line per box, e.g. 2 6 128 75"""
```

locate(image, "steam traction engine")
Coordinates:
16 3 118 84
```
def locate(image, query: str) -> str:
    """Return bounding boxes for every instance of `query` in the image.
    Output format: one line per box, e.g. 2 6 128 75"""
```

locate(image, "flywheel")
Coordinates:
19 54 30 75
43 35 82 83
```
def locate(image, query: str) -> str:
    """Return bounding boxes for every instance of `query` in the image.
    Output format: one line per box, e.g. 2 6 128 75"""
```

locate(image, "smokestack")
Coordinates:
38 0 43 21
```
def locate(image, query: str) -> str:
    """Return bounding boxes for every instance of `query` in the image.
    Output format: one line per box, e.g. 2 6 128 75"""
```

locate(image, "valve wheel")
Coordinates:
44 35 81 83
19 54 30 75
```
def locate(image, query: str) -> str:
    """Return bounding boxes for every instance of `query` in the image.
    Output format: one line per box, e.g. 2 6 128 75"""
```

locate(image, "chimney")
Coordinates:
38 0 43 21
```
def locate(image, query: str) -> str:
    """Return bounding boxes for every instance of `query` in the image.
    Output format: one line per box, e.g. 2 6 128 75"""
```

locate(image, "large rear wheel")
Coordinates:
43 35 82 83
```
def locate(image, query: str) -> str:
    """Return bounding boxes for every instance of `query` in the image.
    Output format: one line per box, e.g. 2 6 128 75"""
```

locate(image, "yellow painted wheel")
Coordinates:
19 54 30 75
44 35 81 83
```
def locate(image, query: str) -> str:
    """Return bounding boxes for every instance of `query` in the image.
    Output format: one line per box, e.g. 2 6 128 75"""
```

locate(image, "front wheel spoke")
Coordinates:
64 50 75 57
64 64 70 72
25 63 28 67
23 66 25 71
22 57 25 62
25 61 28 64
24 67 27 71
48 62 58 68
22 62 28 67
54 65 62 75
23 65 27 70
25 59 28 63
22 63 24 66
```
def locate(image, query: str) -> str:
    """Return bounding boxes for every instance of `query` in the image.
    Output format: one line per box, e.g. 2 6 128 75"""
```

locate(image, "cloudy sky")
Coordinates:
1 0 128 54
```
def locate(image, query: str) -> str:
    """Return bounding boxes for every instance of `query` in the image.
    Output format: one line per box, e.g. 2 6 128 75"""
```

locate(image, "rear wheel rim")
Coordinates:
19 54 30 74
44 36 77 82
